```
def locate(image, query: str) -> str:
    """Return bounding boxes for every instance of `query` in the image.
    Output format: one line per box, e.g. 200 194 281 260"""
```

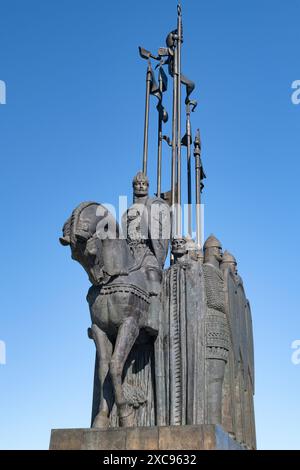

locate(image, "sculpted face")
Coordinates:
220 251 237 275
228 261 237 275
172 238 187 256
215 246 223 263
204 246 223 264
134 179 148 197
133 172 149 198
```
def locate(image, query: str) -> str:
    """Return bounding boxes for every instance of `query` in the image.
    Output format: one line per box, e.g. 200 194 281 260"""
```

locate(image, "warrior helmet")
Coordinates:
203 234 222 251
132 171 149 187
222 250 237 266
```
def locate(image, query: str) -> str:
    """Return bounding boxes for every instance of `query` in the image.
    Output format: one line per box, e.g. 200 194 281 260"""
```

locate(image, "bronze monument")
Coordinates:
52 2 256 451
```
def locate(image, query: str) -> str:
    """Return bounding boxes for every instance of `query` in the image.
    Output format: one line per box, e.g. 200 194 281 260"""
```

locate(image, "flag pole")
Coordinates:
156 67 168 197
185 101 192 237
176 2 183 237
142 61 152 175
193 129 206 248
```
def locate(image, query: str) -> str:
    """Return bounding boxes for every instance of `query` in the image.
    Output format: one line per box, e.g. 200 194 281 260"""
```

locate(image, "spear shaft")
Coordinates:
142 62 152 175
156 72 163 197
194 129 202 248
186 102 192 236
171 49 178 239
176 5 182 237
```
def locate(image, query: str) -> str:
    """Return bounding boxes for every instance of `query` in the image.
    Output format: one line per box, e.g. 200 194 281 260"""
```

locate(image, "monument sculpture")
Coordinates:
52 2 256 450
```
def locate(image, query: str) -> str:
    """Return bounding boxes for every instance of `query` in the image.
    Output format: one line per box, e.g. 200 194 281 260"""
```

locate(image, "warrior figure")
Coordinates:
203 235 230 424
221 250 256 448
122 171 170 298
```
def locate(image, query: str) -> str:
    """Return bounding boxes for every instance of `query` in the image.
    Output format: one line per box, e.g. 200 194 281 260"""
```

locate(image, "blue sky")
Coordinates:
0 0 300 450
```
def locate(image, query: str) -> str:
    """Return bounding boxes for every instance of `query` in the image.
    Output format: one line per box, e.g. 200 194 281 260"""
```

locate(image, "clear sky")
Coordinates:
0 0 299 450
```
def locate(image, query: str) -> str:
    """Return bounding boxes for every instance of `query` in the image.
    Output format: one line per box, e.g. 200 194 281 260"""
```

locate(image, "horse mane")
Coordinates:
70 201 99 246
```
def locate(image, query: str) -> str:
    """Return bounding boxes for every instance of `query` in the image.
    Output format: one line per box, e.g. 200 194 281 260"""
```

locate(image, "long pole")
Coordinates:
176 4 182 237
194 129 202 248
156 70 163 197
171 49 178 240
186 102 192 237
143 62 152 175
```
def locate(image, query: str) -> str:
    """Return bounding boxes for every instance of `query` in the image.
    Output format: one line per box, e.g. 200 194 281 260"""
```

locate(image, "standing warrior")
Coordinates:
122 171 170 298
221 250 256 448
203 235 230 424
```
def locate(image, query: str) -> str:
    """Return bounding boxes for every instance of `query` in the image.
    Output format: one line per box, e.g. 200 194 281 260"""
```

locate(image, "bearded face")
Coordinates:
133 179 149 197
172 238 187 256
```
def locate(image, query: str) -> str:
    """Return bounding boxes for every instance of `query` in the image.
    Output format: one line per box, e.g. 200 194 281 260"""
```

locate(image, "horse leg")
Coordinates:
89 324 113 428
110 316 139 427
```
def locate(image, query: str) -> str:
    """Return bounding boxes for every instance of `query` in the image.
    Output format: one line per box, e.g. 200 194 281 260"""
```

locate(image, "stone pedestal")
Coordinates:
49 425 245 450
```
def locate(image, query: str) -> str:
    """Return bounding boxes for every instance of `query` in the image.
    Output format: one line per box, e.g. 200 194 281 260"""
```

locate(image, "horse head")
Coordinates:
60 201 135 286
60 202 112 285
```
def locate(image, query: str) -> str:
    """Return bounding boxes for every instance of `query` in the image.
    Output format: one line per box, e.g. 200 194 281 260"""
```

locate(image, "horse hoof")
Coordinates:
92 413 109 429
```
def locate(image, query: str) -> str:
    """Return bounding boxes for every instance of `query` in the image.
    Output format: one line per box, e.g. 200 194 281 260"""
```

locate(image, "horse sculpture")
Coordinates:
60 201 158 428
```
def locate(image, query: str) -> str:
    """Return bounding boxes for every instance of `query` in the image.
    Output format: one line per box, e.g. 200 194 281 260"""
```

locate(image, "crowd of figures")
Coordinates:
158 235 256 449
60 172 256 449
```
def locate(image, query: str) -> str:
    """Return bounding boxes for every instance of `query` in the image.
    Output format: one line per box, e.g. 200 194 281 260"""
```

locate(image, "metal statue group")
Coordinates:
59 3 256 449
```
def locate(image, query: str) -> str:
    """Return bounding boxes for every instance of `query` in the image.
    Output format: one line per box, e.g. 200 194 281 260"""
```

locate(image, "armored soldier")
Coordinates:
122 171 170 296
221 250 237 276
203 235 230 424
221 250 256 448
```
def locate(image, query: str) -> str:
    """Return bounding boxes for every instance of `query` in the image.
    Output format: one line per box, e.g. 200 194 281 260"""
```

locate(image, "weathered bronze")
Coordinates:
156 66 168 198
57 2 256 451
182 95 197 237
193 129 206 248
60 199 169 428
176 3 183 237
139 50 161 175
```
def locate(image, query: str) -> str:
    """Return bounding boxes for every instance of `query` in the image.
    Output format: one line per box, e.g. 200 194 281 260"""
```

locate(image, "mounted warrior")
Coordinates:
122 171 170 299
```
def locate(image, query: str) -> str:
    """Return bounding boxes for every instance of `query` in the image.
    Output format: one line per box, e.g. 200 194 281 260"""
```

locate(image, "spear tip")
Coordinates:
195 128 201 149
177 0 182 16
